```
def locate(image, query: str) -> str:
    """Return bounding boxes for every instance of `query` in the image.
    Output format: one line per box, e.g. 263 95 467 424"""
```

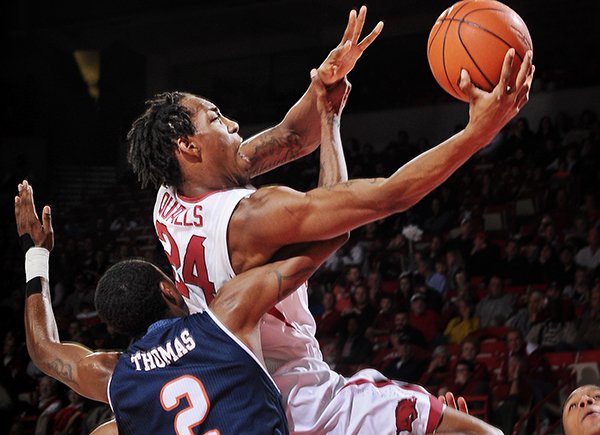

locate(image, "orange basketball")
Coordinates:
427 0 532 102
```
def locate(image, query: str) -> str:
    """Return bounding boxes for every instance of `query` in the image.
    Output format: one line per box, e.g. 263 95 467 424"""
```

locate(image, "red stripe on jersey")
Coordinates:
426 394 444 434
340 378 395 391
267 307 295 329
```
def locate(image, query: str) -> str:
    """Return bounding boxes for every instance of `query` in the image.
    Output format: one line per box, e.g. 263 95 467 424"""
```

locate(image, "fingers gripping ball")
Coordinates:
427 0 532 102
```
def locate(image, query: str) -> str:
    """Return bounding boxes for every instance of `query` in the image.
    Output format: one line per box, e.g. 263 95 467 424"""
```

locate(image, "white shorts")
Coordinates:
274 363 445 435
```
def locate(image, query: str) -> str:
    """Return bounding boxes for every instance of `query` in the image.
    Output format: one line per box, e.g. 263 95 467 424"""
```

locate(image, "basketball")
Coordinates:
427 0 532 102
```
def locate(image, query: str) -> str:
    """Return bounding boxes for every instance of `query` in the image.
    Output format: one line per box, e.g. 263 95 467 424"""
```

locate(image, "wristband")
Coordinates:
19 234 34 253
26 277 42 296
25 247 49 282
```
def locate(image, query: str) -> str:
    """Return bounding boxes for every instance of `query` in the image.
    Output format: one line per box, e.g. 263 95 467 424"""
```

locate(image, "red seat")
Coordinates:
462 395 490 421
545 351 576 369
479 339 507 356
475 353 502 371
577 349 600 364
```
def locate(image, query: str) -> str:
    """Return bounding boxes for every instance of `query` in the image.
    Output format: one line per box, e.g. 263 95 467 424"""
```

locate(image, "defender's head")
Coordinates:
562 384 600 435
95 259 188 337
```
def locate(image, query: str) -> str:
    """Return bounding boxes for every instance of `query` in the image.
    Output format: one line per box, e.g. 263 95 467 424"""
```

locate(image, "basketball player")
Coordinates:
15 179 345 434
128 12 533 428
16 177 504 435
562 384 600 435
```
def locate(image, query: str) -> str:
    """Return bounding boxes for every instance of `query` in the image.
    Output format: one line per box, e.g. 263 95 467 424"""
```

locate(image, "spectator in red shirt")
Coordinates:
408 292 442 346
315 291 341 342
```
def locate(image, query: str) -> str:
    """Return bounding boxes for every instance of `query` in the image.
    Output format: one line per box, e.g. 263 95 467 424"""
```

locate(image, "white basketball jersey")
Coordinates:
153 185 443 433
153 185 328 376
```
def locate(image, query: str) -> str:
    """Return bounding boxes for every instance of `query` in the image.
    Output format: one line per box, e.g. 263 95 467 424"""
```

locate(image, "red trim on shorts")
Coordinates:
340 378 395 391
426 394 444 433
340 378 444 434
176 189 228 203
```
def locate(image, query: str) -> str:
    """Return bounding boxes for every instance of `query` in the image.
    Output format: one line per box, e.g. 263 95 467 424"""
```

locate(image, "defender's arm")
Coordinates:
16 181 118 403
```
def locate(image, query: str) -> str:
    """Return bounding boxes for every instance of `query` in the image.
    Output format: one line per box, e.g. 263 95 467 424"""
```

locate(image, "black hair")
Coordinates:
95 259 168 337
127 91 195 189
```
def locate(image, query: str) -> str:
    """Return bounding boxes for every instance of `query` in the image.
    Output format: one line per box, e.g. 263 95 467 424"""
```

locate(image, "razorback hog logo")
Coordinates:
395 397 418 433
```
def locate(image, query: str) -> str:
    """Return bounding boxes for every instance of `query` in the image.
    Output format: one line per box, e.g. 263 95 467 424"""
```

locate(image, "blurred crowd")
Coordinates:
0 107 598 434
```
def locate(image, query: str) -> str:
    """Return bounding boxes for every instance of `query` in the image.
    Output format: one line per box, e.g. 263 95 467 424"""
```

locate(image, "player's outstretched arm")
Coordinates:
313 69 349 187
239 6 382 178
211 236 347 336
229 48 534 265
16 180 118 404
434 406 502 434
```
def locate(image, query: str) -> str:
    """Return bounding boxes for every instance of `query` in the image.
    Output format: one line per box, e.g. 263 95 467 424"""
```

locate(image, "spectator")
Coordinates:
332 265 363 313
391 311 426 349
498 239 529 286
574 283 600 349
455 337 490 383
574 227 600 271
315 292 341 342
51 389 84 435
467 231 500 278
475 275 515 328
506 290 545 338
552 245 577 289
491 353 532 435
336 316 372 376
418 345 452 395
33 376 62 435
381 333 425 383
408 293 442 345
423 198 453 235
341 284 377 334
443 297 480 345
526 298 577 351
367 294 395 340
439 359 490 399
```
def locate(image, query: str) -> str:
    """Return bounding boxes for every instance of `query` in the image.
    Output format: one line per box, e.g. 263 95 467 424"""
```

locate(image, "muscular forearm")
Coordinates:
23 249 111 402
231 127 485 265
318 113 348 186
240 77 349 178
300 128 484 238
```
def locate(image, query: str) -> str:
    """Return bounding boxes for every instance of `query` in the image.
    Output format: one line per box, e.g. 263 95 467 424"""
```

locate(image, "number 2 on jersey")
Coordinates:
160 375 218 435
156 221 216 304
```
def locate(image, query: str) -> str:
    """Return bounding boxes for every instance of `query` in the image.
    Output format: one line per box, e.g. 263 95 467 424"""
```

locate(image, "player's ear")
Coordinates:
159 280 188 315
175 136 200 156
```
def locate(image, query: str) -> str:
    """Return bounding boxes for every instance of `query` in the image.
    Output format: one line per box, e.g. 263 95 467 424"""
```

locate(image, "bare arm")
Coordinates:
229 49 534 272
435 406 502 434
15 181 117 403
239 6 382 178
90 419 117 435
211 236 347 334
313 69 349 186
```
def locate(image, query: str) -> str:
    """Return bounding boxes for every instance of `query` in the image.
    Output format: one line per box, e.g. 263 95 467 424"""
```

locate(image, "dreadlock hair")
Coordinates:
127 91 196 189
95 259 168 337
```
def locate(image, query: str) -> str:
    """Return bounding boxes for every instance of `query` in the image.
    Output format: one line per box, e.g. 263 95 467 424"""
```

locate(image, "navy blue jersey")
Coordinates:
108 311 288 435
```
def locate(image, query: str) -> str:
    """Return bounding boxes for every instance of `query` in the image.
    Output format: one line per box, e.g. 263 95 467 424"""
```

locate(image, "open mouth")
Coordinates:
582 409 600 422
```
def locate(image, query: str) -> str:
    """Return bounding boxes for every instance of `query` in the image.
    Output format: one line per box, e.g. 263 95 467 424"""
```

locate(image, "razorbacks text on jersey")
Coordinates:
108 310 288 435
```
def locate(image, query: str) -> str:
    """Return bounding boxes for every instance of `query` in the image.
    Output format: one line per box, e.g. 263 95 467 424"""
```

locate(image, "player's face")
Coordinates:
563 385 600 435
181 96 243 174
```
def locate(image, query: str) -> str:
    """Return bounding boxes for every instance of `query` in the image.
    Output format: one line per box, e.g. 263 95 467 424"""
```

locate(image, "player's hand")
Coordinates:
311 69 348 121
15 180 54 252
438 392 470 414
317 5 384 86
462 48 535 146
